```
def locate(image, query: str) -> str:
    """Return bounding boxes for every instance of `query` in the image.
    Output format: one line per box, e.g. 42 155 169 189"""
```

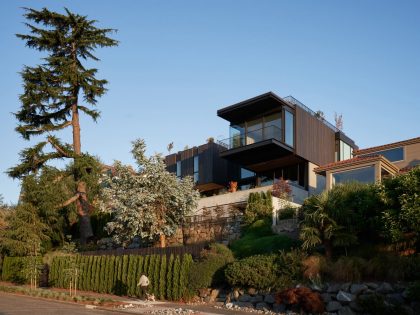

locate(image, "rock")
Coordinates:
272 303 286 313
321 293 332 303
341 283 351 292
377 282 393 294
233 289 240 301
238 294 251 302
247 287 257 296
402 305 415 315
250 295 263 303
328 283 342 293
350 283 368 295
338 306 356 315
198 288 211 298
326 301 343 312
255 302 270 311
209 289 220 302
411 302 420 314
234 301 254 308
337 291 355 303
264 294 275 304
310 283 323 292
225 302 233 309
365 282 379 290
386 293 404 305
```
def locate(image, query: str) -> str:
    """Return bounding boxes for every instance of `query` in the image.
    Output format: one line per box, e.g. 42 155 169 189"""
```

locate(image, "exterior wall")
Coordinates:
394 142 420 169
195 184 308 216
295 106 336 166
307 162 320 195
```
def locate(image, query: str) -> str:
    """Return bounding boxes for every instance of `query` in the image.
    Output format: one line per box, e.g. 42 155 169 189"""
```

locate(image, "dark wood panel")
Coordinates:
295 106 336 166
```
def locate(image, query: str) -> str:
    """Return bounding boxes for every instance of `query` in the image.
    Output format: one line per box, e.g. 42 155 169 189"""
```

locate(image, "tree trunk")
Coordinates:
159 234 166 248
323 239 333 260
72 103 94 244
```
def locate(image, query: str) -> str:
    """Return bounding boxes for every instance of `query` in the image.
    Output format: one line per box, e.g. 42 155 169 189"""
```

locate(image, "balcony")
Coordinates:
217 125 295 169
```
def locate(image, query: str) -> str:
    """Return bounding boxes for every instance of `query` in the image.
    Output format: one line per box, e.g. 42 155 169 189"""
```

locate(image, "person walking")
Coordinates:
137 273 150 299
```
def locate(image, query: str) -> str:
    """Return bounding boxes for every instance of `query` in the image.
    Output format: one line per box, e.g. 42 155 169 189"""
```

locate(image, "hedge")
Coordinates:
49 254 192 300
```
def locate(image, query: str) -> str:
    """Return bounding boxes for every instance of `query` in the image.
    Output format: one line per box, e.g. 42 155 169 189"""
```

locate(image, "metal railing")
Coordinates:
283 95 344 134
218 125 282 151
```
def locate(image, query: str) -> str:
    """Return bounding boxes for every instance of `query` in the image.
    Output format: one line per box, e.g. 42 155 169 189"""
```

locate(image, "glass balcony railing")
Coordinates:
218 125 282 151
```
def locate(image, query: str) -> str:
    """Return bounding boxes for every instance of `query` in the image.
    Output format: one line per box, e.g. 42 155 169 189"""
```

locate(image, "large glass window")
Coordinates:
264 113 282 141
246 118 263 145
285 110 294 147
371 147 404 162
339 141 353 161
176 161 181 178
241 167 255 179
229 124 245 149
332 166 375 185
193 156 199 183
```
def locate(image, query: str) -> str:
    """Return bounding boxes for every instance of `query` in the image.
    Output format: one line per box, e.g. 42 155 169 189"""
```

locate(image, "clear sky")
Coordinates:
1 1 419 204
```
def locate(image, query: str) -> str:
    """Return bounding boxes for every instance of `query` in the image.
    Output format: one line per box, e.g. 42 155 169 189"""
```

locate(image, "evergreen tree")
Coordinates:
107 256 115 293
135 256 144 297
153 255 161 297
166 254 174 300
121 255 129 295
159 255 167 300
9 7 117 244
0 203 49 256
179 254 192 300
172 255 181 301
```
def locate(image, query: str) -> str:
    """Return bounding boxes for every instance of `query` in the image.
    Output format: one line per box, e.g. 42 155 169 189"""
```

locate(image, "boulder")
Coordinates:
198 288 211 298
255 302 270 311
349 301 363 312
264 294 276 304
376 282 393 294
338 306 356 315
272 303 286 313
238 294 251 302
208 289 220 302
250 295 264 303
326 301 343 312
328 283 342 293
337 291 355 303
233 289 240 301
365 282 379 290
350 283 368 295
386 293 405 305
247 288 257 296
225 302 233 309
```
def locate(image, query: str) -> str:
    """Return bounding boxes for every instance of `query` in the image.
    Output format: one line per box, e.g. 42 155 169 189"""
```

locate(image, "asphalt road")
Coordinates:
0 292 123 315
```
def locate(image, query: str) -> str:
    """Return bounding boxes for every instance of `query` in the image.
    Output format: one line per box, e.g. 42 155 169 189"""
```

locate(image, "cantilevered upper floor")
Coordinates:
217 92 357 173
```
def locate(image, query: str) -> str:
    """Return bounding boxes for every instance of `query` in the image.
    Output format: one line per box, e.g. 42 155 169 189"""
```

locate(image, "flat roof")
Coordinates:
217 91 293 123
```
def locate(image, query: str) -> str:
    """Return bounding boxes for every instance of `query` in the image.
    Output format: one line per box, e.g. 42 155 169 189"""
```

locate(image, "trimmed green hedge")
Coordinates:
49 254 192 300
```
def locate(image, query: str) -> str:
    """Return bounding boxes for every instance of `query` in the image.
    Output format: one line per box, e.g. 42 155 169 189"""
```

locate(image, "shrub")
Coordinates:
244 192 273 224
225 254 278 290
277 206 296 220
225 249 306 291
275 287 325 314
230 219 295 258
357 294 409 315
407 281 420 301
188 244 234 294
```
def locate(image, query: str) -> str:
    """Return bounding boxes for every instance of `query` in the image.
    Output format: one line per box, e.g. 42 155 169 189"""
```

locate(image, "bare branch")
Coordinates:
47 137 70 157
58 194 80 209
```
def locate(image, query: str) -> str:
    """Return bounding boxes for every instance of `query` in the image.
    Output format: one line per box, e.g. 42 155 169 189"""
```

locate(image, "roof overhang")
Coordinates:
217 92 294 123
314 155 399 176
354 136 420 156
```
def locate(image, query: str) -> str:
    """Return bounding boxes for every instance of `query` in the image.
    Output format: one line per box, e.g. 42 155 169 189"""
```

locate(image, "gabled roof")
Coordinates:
354 136 420 156
314 155 399 175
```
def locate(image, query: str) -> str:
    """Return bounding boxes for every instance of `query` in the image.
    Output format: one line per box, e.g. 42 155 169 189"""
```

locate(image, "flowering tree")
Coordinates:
100 139 199 247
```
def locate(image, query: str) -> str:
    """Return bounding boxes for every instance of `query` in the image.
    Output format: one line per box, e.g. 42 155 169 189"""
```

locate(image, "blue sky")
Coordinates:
1 1 419 203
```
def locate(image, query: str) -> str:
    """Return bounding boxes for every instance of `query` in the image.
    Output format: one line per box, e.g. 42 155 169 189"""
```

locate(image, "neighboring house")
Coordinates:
165 91 358 206
314 136 420 189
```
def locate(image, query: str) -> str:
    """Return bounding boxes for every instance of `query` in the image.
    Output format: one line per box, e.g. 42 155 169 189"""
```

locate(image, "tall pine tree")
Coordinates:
9 7 118 244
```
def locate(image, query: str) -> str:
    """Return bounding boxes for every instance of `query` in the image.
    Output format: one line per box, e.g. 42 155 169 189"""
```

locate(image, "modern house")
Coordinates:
165 91 358 205
314 136 420 189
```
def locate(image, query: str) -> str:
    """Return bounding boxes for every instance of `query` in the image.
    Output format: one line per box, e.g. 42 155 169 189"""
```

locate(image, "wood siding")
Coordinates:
295 106 336 166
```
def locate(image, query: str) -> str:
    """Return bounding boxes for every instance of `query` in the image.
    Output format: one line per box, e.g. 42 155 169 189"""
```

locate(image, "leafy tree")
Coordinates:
379 167 420 249
0 203 49 256
100 139 199 247
300 182 382 258
8 7 117 244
